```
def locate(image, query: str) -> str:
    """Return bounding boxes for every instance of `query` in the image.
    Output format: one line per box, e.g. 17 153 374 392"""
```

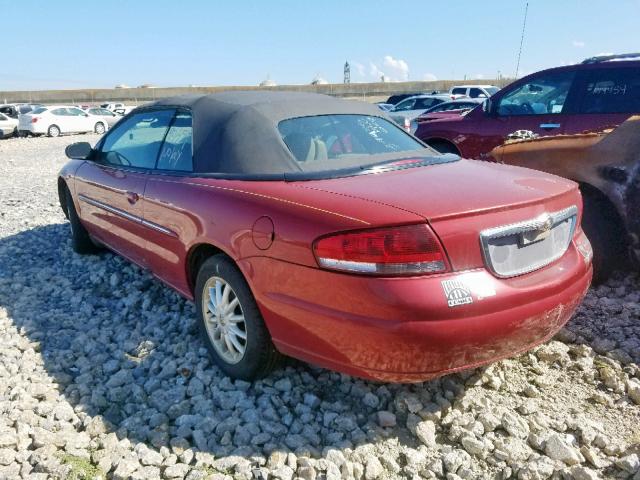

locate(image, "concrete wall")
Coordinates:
0 79 513 105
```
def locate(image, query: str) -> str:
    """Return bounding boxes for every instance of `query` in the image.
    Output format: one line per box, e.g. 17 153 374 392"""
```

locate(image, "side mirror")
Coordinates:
65 142 93 160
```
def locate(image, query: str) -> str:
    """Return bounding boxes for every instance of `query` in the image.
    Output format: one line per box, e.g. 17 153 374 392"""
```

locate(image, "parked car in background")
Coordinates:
59 91 592 382
410 98 485 132
449 85 500 99
418 54 640 156
491 116 640 282
19 105 106 137
86 107 121 132
386 91 441 105
388 94 450 131
0 103 43 119
0 112 18 138
113 106 136 116
376 102 394 112
100 102 125 112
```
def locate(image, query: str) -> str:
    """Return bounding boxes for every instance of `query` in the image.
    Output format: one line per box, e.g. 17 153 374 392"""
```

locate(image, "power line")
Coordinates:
515 1 529 79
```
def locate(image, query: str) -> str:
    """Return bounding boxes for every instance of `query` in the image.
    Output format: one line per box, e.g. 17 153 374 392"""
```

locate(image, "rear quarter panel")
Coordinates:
141 176 423 298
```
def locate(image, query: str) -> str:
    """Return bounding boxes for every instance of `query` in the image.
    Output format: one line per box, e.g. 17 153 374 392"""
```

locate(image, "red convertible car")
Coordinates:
58 92 593 382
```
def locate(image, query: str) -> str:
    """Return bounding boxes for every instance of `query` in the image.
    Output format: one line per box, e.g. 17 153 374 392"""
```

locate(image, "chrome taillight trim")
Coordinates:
316 258 447 275
480 205 578 278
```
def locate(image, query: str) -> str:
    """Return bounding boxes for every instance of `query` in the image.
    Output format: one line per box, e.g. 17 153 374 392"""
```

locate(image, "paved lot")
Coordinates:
0 134 638 480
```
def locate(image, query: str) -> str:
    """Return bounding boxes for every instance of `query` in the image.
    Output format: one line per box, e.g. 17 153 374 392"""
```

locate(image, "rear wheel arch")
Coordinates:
578 182 628 282
58 178 70 219
186 243 227 295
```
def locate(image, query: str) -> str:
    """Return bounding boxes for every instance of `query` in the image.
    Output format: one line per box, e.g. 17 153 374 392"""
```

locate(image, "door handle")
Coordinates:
126 191 139 204
539 123 561 129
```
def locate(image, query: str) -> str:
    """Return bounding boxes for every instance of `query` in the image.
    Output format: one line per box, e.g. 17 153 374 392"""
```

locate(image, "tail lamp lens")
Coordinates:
313 224 449 276
403 117 411 133
31 117 38 123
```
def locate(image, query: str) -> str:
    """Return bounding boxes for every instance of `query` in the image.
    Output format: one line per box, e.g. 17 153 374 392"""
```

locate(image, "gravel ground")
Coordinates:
0 134 639 480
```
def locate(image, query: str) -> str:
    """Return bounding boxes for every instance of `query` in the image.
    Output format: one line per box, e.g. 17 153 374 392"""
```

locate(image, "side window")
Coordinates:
415 98 439 109
452 88 466 96
469 88 485 98
51 108 66 116
157 112 193 172
0 113 7 121
578 68 640 114
99 109 175 169
497 71 575 116
393 98 416 111
68 108 86 116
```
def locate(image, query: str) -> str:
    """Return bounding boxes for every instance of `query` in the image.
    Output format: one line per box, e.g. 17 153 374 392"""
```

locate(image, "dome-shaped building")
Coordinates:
259 77 277 87
310 76 329 85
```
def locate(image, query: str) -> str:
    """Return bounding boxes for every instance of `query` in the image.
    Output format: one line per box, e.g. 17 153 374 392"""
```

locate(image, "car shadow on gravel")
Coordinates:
2 223 637 477
0 224 477 465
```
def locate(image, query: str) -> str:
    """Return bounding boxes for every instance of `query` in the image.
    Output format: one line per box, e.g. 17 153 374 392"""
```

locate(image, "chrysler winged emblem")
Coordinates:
520 213 553 246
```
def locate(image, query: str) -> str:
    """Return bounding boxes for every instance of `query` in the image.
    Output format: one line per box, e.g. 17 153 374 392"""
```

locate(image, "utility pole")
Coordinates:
515 2 529 79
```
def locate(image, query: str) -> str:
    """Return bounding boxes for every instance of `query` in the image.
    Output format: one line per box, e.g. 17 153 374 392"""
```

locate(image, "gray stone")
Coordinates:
415 420 437 447
461 436 485 457
616 454 640 474
164 463 190 478
377 411 396 427
544 433 583 465
364 455 384 480
569 466 601 480
0 448 16 466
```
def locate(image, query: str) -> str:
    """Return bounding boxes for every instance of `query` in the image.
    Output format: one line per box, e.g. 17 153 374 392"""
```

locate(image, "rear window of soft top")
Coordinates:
278 114 424 167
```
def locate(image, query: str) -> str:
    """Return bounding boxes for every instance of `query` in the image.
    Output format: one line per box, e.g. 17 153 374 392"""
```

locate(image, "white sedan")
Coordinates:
0 112 18 139
18 105 107 137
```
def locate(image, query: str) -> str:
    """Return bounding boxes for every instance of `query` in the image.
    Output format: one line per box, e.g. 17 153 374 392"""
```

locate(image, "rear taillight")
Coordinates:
313 224 449 276
31 117 38 123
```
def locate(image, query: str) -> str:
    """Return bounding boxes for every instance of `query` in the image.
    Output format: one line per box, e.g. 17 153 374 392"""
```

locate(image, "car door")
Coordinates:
74 108 176 267
142 110 195 295
568 66 640 134
470 70 576 158
48 108 70 132
67 107 91 132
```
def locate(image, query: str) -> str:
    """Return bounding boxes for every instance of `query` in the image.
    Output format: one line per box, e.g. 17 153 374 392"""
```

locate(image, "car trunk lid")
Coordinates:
295 159 581 272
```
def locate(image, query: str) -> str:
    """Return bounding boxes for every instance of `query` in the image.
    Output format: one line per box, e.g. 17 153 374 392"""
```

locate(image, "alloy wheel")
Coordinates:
202 276 247 364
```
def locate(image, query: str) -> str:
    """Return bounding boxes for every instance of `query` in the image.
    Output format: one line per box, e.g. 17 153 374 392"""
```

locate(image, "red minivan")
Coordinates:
415 53 640 158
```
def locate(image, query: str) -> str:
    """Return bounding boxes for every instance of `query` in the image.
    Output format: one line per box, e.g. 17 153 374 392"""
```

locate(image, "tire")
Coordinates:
11 127 17 138
65 187 100 254
427 139 460 155
94 122 105 134
195 255 282 380
581 192 626 284
48 125 61 137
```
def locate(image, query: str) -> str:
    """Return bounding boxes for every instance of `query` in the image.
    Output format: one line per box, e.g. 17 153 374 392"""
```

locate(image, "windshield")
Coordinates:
486 87 499 96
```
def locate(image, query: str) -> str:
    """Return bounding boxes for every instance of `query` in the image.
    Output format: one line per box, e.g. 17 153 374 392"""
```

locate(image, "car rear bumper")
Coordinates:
241 235 592 382
19 124 46 134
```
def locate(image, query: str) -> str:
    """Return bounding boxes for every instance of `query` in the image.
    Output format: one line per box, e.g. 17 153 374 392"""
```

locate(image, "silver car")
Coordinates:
86 107 122 131
388 94 451 130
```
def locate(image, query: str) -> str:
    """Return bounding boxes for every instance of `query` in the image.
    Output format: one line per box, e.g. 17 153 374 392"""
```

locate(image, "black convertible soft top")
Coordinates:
146 91 449 179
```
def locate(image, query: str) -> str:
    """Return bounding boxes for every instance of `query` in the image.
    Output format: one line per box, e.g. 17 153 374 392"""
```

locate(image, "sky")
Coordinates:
2 0 640 91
